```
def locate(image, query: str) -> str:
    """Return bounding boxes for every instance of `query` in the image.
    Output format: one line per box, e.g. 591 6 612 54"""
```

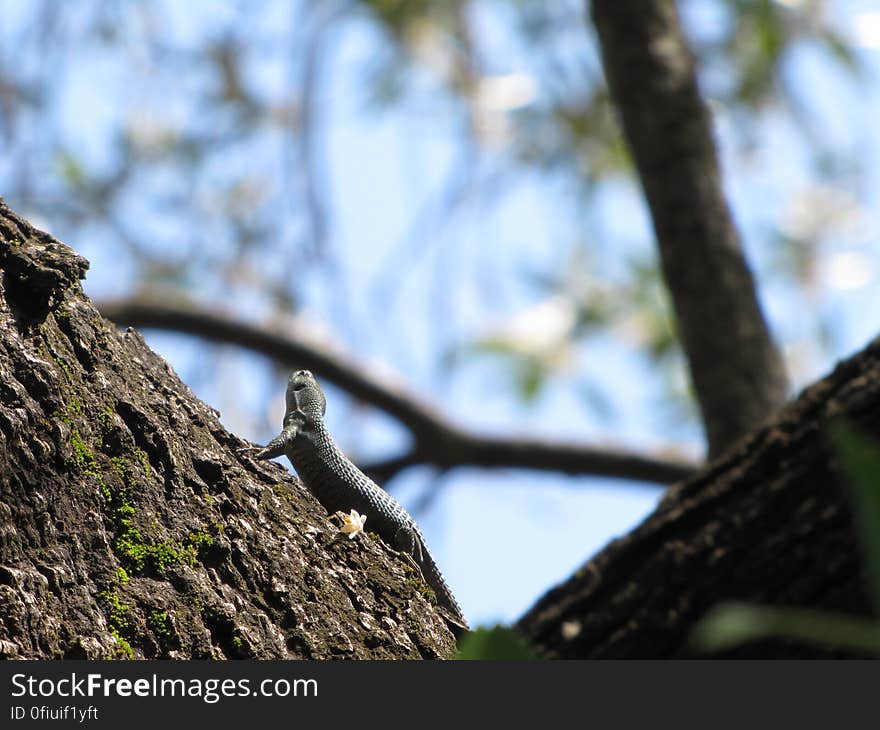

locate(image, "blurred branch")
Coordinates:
591 0 789 457
98 298 698 486
361 432 695 485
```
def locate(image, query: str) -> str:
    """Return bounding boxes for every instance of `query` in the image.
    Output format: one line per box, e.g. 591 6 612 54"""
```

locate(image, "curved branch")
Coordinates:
99 298 450 441
98 298 698 486
361 435 695 486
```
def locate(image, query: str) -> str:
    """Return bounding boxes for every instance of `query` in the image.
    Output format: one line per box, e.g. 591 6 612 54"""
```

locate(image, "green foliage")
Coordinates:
133 447 152 476
114 527 212 577
692 602 880 655
98 406 115 429
96 432 213 577
231 631 245 653
828 421 880 609
68 425 110 499
53 356 73 382
147 610 178 652
55 150 88 190
405 576 436 605
98 588 134 659
456 624 538 660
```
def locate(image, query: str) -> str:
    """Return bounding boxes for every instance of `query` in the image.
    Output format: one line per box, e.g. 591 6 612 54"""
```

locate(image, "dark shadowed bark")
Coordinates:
591 0 789 457
518 335 879 657
0 200 455 659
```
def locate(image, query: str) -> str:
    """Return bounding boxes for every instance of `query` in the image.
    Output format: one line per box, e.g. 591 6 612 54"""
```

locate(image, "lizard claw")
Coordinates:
237 444 268 459
399 551 424 579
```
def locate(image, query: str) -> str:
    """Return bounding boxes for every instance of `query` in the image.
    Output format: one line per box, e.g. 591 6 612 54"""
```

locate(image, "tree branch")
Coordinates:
518 333 880 658
98 298 698 486
361 434 694 486
591 0 789 457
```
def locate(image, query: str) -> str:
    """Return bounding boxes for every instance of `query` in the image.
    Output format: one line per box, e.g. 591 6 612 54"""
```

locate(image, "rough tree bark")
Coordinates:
591 0 789 457
0 199 455 659
518 335 879 657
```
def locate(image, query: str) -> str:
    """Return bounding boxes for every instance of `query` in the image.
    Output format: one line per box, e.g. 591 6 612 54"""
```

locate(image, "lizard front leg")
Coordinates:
238 425 298 460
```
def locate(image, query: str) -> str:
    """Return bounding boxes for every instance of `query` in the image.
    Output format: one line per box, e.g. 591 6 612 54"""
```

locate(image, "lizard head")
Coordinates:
285 369 326 422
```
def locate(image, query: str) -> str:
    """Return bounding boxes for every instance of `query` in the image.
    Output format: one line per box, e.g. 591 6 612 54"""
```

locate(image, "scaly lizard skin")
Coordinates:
244 369 468 632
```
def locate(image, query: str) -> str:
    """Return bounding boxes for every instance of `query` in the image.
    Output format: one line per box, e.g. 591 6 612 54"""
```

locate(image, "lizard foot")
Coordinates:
393 525 427 579
398 551 424 578
236 445 270 460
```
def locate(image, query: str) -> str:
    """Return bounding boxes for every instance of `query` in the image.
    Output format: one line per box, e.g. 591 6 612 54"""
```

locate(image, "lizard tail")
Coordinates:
421 550 469 633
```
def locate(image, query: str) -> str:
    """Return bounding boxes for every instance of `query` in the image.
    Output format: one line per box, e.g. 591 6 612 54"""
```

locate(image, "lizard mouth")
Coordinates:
290 370 313 390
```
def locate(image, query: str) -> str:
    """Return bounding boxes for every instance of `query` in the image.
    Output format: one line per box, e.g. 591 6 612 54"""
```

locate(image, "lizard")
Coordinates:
241 369 469 635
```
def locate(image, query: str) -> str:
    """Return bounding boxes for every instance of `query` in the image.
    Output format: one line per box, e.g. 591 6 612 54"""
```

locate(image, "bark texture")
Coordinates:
519 335 880 657
591 0 789 457
0 200 455 660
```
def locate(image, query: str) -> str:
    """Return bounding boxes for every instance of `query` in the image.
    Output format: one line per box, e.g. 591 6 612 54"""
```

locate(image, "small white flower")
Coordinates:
335 509 367 540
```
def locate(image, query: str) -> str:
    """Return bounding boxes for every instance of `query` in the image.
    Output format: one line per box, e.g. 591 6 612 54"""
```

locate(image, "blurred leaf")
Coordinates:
818 29 861 75
574 298 612 334
754 0 783 58
828 421 880 610
468 337 521 358
516 358 545 403
465 339 554 403
362 0 438 32
456 624 538 660
731 0 785 105
624 256 678 360
692 601 880 655
55 151 88 190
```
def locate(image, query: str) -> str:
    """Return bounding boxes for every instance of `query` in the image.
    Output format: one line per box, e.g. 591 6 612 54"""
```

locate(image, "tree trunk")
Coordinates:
518 335 879 657
0 199 455 659
591 0 789 457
